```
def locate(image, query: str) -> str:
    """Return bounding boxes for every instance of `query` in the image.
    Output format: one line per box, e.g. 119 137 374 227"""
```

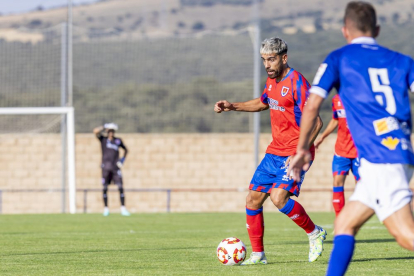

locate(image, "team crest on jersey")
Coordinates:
281 86 289 97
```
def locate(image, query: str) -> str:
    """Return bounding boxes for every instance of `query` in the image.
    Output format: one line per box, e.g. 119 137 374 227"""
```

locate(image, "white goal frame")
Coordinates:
0 107 76 214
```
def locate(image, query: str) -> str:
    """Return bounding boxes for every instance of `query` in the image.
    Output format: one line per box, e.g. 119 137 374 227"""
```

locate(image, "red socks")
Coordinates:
246 199 316 251
333 186 345 216
246 207 264 252
279 199 316 234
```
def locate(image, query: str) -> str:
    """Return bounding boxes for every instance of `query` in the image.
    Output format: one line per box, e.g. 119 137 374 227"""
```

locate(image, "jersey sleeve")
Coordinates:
408 58 414 93
310 51 340 98
260 83 269 105
332 100 338 120
293 74 311 112
119 139 126 149
96 133 103 141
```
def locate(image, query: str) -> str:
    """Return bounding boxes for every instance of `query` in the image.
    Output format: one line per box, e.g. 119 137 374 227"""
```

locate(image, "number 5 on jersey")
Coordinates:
368 68 396 115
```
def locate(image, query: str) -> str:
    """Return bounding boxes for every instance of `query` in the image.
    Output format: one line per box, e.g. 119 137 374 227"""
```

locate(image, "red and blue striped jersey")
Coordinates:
261 68 315 158
332 94 357 158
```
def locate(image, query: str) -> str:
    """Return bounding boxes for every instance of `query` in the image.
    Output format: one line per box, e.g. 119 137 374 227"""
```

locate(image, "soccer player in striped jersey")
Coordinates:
214 37 326 264
288 2 414 275
314 94 359 216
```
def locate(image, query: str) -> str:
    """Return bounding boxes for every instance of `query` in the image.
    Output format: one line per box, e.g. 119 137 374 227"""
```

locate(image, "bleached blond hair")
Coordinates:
260 37 288 55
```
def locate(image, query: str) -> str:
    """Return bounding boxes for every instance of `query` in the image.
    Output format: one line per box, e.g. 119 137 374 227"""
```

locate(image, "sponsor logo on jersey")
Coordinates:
281 86 289 96
373 117 399 136
268 98 285 112
401 138 413 152
381 136 400 150
400 122 411 135
106 140 119 151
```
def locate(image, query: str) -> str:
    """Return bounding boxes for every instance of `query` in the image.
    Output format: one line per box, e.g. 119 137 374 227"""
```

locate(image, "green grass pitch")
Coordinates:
0 212 413 275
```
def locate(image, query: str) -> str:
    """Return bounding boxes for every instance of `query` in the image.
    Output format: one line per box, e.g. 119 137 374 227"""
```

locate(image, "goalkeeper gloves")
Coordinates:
117 157 126 168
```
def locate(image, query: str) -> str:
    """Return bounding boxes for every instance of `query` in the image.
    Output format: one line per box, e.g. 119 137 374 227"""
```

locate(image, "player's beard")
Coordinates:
267 68 282 79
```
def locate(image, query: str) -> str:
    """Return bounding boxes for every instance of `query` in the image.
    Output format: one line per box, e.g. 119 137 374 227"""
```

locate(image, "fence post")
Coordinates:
166 189 171 213
83 189 87 214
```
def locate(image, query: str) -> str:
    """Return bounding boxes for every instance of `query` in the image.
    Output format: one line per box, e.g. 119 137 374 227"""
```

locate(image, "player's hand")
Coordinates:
214 100 234 113
286 149 312 182
117 157 125 168
285 155 293 168
314 137 324 150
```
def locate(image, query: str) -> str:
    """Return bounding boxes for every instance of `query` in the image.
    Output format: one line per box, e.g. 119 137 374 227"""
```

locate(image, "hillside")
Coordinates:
0 0 413 133
0 0 412 42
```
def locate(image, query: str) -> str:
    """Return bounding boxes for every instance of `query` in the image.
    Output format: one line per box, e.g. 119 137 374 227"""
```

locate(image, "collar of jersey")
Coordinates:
277 68 294 83
351 37 377 45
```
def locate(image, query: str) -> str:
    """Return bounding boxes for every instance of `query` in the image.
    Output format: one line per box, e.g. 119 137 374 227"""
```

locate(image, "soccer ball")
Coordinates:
216 237 247 265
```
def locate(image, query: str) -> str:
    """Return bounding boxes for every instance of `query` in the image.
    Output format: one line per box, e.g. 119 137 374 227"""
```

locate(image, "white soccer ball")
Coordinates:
216 237 247 265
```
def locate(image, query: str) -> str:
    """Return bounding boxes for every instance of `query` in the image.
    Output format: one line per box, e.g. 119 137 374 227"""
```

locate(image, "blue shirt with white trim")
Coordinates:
310 37 414 164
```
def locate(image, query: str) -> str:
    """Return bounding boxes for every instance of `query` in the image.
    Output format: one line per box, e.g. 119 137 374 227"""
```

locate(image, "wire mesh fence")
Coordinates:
1 0 414 214
72 27 255 133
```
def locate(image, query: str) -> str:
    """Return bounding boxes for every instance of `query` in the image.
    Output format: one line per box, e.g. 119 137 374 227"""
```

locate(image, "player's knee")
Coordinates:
334 214 357 235
333 177 345 187
390 228 414 251
395 235 414 251
270 194 288 210
245 193 262 209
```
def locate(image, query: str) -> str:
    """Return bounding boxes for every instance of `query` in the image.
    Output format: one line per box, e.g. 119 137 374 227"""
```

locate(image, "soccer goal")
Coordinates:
0 107 76 214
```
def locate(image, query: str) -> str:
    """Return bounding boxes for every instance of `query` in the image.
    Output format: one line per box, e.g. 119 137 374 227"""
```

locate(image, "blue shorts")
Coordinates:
249 153 310 197
332 155 360 181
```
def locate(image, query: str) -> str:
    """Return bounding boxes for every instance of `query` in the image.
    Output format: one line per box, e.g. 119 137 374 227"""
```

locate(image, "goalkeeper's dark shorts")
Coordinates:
102 168 123 188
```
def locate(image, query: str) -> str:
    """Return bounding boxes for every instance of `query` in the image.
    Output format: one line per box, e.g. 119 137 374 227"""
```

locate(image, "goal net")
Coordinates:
0 24 76 214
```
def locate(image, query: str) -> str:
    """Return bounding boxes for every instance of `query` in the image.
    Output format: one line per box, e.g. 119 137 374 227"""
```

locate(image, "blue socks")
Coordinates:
278 198 295 215
333 186 344 193
326 235 355 276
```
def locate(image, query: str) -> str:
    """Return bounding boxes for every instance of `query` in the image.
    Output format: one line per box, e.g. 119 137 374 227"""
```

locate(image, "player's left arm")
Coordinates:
117 140 128 168
120 140 128 159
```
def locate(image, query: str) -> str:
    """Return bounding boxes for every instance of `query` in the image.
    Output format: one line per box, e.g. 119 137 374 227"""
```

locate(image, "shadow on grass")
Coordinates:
355 238 395 244
273 238 395 245
353 256 414 262
1 247 205 257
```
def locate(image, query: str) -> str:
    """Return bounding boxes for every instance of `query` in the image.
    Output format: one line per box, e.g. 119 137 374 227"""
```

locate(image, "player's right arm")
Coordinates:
93 125 104 139
314 118 338 149
288 51 340 181
214 98 269 113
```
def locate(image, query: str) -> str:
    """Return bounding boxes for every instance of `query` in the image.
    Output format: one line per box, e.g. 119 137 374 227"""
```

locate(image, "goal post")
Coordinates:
0 107 76 214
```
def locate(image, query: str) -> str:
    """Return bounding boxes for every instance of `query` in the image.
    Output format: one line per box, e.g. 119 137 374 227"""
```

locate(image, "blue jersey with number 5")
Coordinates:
310 37 414 164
